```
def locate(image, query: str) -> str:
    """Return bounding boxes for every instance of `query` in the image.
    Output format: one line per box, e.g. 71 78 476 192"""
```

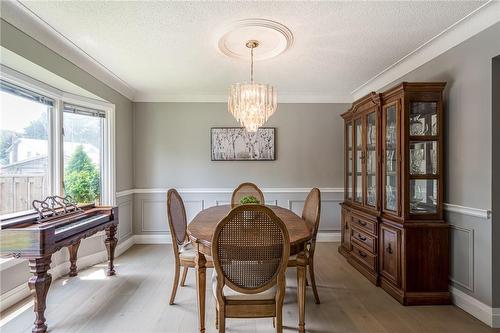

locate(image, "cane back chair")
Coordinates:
288 188 321 304
167 188 212 305
231 182 265 207
212 205 290 332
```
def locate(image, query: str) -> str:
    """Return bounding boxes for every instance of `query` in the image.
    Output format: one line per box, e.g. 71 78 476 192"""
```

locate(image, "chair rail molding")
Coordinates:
117 187 344 196
444 203 491 219
117 188 491 219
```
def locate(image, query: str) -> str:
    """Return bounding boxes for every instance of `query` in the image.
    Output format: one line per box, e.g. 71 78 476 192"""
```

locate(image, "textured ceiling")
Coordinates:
19 1 486 102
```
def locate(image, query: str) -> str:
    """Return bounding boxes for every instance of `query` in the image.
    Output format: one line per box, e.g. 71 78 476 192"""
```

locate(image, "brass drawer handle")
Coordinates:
387 243 393 254
358 250 367 258
357 234 367 241
358 220 367 226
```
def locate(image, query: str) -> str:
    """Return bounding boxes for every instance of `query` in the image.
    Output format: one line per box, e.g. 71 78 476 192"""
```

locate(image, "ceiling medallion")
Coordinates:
217 18 294 61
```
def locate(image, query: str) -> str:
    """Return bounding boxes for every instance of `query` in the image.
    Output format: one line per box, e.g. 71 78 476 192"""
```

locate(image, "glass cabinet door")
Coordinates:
346 122 353 200
384 103 398 213
409 101 439 215
354 118 363 203
365 112 377 208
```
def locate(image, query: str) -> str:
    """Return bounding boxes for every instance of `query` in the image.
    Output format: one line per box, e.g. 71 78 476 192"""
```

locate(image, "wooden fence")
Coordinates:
0 175 47 216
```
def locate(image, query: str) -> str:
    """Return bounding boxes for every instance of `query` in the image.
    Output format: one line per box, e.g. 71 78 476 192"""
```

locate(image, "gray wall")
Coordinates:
0 19 134 192
133 102 348 188
132 102 348 236
381 23 500 306
0 19 135 299
492 55 500 308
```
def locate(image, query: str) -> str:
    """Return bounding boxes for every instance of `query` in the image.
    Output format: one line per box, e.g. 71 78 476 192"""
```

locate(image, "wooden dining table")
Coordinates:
187 204 313 333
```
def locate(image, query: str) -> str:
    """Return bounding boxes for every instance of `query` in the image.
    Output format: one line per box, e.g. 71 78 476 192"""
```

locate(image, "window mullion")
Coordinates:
53 99 65 196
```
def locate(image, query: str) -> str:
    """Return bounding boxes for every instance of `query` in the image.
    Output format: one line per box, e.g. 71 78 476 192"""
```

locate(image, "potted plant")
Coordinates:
239 195 261 205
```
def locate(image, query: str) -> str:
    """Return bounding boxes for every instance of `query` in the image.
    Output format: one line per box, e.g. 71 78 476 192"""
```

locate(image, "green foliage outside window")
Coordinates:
65 145 100 203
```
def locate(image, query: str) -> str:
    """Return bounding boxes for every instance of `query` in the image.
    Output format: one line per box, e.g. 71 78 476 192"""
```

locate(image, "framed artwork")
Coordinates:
211 127 276 161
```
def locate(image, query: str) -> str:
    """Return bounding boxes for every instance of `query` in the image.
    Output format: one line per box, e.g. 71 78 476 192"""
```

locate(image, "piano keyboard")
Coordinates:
54 214 109 241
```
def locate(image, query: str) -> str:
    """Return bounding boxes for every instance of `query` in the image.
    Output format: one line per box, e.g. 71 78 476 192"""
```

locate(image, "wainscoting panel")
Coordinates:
141 199 168 232
117 197 133 240
450 225 474 291
134 188 344 235
445 209 492 315
184 200 204 225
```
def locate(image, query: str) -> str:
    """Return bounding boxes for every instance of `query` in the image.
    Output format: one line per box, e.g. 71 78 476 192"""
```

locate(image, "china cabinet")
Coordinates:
339 82 450 305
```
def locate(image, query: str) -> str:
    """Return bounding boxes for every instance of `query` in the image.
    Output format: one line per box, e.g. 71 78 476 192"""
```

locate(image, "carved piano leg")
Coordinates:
105 225 118 276
28 255 52 333
68 240 81 277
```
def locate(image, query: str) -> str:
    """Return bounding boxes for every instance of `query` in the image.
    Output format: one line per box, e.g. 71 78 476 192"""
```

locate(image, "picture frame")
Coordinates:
210 127 276 161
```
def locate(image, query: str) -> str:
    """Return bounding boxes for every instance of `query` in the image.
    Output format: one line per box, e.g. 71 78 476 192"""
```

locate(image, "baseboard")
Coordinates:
133 234 171 244
0 236 135 313
493 308 500 328
450 286 499 328
316 231 341 242
134 231 341 245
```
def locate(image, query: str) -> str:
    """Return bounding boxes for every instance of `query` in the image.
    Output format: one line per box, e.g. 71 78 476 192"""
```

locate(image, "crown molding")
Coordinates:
133 92 352 103
116 188 344 197
1 1 136 100
3 0 497 104
351 1 500 99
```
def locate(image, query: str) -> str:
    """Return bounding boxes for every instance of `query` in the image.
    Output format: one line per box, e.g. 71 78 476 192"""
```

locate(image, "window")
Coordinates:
63 104 105 204
0 82 53 215
0 74 115 217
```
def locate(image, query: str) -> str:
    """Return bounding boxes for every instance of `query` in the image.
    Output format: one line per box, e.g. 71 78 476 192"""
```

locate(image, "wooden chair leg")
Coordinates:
180 266 188 286
215 304 219 329
272 317 275 328
218 305 225 333
169 263 180 305
275 306 283 333
309 258 320 304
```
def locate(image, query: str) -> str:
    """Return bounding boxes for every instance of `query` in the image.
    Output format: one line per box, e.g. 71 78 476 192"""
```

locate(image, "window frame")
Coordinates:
0 66 116 219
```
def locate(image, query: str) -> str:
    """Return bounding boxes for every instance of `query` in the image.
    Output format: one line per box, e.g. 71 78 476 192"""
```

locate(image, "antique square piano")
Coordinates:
0 196 119 333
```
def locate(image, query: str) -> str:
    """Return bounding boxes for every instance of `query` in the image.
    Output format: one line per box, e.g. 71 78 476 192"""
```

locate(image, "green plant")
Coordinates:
239 195 260 205
64 145 100 203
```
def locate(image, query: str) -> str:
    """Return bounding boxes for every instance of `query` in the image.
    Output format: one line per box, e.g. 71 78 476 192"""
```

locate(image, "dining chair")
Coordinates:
288 188 321 304
167 188 212 305
231 182 265 207
212 205 290 333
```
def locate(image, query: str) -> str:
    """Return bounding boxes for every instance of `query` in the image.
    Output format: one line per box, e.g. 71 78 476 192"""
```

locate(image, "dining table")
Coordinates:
187 204 313 333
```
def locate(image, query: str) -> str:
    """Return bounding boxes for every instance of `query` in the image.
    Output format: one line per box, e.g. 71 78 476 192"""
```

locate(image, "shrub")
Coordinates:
65 145 100 203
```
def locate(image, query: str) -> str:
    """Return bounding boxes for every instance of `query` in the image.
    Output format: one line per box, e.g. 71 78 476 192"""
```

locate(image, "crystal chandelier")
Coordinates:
228 40 277 132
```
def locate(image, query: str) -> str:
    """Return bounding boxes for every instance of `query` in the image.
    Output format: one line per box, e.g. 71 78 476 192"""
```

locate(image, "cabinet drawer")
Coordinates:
351 227 376 254
351 215 377 235
351 243 376 272
380 223 401 286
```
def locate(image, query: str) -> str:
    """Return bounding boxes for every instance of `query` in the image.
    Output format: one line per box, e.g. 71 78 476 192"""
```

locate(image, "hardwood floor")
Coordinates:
1 243 497 333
